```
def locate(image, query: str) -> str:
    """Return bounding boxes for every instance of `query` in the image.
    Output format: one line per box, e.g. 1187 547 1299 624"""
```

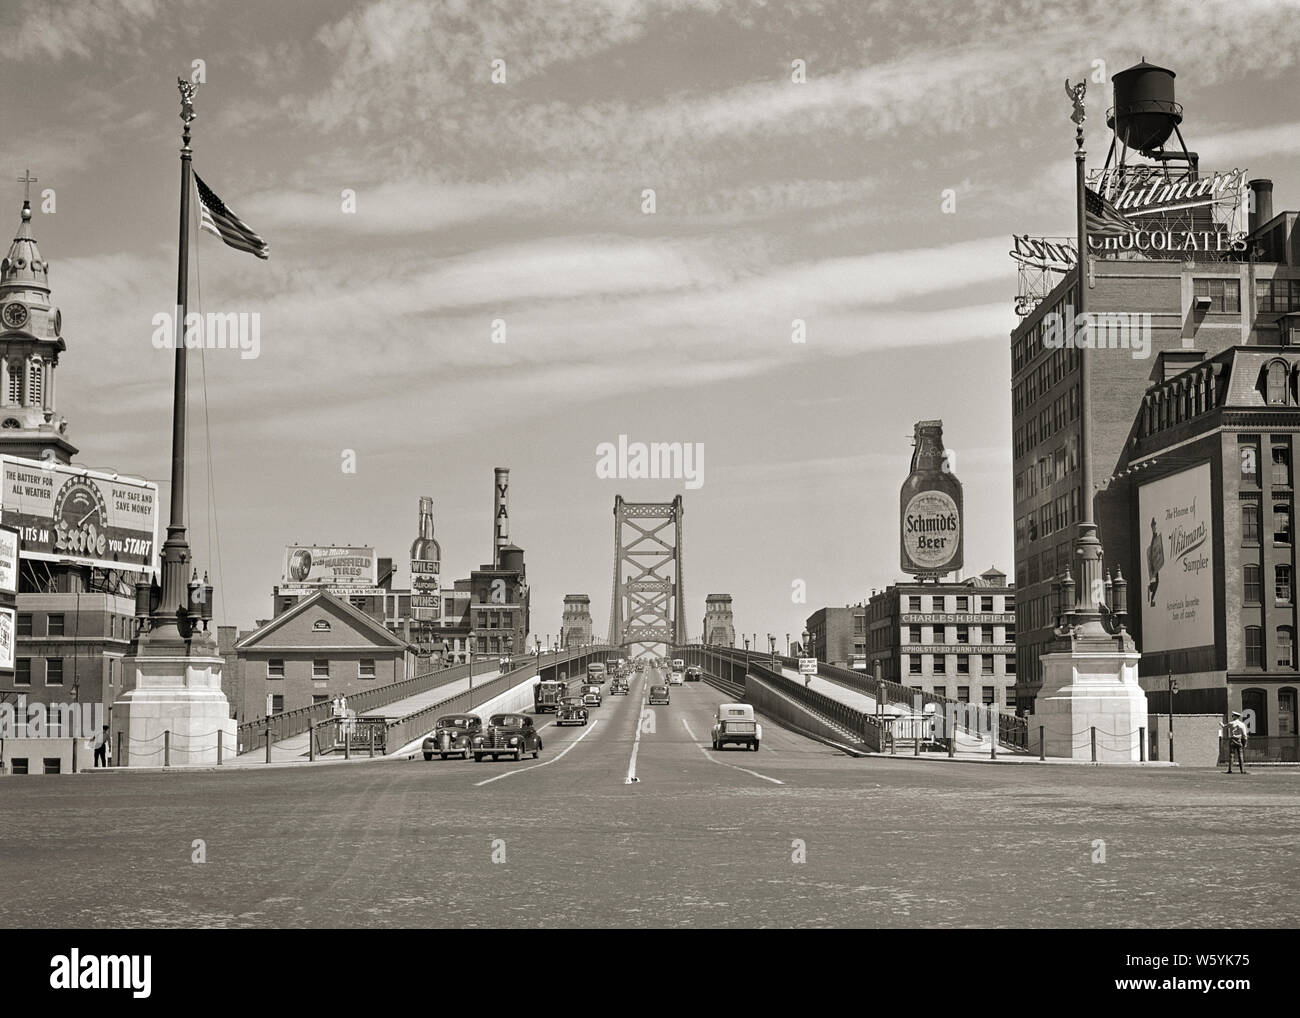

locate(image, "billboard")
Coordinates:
0 607 12 671
1139 463 1214 653
0 524 17 594
0 457 159 574
281 546 377 588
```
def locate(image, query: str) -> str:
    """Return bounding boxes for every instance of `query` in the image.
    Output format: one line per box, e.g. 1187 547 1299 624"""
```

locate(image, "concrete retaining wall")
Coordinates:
388 675 541 757
746 676 868 752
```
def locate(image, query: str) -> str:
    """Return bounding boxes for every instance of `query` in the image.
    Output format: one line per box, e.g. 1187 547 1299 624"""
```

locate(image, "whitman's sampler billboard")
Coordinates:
0 457 159 575
1139 463 1214 653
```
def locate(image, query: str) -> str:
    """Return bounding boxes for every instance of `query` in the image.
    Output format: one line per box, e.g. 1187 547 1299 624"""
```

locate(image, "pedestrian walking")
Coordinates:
93 725 109 768
1224 711 1249 774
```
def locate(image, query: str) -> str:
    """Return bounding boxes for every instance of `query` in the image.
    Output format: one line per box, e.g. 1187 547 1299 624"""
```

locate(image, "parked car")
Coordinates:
712 703 761 751
422 714 482 760
685 666 703 682
472 713 543 762
610 676 630 695
555 696 589 727
648 684 670 705
582 683 603 707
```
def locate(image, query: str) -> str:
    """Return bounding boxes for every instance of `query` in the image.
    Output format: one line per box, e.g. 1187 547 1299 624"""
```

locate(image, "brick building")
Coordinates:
804 605 866 669
865 568 1016 707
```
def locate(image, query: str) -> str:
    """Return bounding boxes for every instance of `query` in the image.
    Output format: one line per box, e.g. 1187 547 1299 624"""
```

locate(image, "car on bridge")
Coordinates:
555 696 589 727
610 676 630 695
582 684 603 707
472 713 542 762
648 684 670 705
712 703 761 751
668 669 684 686
586 662 607 684
422 714 483 760
685 666 703 682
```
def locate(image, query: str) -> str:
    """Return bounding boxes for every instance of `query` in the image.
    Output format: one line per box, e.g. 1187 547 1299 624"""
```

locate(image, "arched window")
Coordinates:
1277 626 1294 668
1244 626 1262 667
27 359 41 408
6 362 19 404
1242 688 1269 737
1267 359 1289 405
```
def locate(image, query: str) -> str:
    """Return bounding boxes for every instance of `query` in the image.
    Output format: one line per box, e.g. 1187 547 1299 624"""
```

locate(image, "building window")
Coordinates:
6 365 19 404
956 686 970 703
1278 627 1295 669
982 686 996 706
957 655 970 674
980 595 994 612
46 658 63 685
42 757 61 774
312 659 330 679
1006 655 1016 674
1273 445 1292 487
955 595 969 612
1277 565 1293 603
1193 276 1240 312
1267 361 1289 405
28 361 42 406
16 613 31 636
1245 564 1262 604
15 658 30 685
1242 503 1260 543
48 614 64 636
271 694 285 714
1240 438 1259 484
1245 626 1263 668
908 595 922 612
312 694 330 705
280 598 294 613
359 659 376 679
908 625 922 643
1276 504 1292 544
267 659 285 679
10 758 27 774
908 655 921 675
982 654 995 674
956 625 969 644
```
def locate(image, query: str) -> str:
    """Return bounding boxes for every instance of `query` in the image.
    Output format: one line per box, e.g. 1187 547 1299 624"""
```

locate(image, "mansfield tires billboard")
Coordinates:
1138 462 1214 653
0 456 159 575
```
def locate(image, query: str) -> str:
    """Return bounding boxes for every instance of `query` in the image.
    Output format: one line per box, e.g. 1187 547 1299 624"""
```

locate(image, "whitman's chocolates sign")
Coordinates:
1139 463 1214 653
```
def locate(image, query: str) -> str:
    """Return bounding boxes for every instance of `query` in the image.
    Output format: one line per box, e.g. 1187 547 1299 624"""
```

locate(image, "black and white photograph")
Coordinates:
0 0 1296 995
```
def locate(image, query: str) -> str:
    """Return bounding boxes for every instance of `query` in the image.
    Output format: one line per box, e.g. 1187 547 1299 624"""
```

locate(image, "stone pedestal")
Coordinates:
113 629 236 767
1030 630 1147 763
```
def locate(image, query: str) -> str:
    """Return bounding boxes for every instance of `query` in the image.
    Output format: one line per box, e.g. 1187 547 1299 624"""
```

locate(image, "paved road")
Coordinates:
2 663 1297 928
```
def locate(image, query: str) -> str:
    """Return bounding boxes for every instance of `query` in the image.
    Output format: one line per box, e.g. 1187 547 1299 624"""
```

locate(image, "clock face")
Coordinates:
53 478 107 532
1 302 28 330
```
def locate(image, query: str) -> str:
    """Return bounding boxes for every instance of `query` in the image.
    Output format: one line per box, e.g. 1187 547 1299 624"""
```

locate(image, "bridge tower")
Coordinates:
607 495 685 659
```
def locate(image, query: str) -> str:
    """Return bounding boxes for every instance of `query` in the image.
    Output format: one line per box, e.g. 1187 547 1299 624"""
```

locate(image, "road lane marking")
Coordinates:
681 718 783 785
474 719 600 787
626 686 649 784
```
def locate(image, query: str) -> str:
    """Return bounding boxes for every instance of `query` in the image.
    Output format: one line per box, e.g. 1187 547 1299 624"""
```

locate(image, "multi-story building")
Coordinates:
865 568 1016 707
805 605 867 669
1009 62 1299 712
702 593 735 647
561 594 593 647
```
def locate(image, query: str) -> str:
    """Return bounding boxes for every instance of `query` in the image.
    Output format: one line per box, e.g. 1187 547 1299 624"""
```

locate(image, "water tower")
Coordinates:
1103 60 1197 175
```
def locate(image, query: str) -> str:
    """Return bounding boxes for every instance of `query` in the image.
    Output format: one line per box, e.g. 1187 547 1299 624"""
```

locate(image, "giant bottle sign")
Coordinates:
900 420 963 577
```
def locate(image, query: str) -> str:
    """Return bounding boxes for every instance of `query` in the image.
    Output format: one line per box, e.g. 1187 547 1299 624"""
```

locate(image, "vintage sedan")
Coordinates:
582 683 603 707
471 713 543 762
555 695 589 727
422 713 483 760
711 703 761 751
685 666 703 682
648 684 670 705
610 676 630 695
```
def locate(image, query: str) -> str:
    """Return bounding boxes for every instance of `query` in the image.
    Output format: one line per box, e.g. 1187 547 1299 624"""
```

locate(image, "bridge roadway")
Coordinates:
5 661 1297 928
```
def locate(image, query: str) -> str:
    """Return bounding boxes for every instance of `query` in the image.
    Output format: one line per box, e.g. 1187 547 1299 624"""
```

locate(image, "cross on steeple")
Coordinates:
17 169 37 204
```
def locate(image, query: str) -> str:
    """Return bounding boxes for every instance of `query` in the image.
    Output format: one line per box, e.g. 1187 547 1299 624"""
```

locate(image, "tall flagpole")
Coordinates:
1067 78 1105 629
159 78 197 632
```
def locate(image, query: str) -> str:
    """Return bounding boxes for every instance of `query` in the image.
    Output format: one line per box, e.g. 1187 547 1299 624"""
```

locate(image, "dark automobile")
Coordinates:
556 695 589 726
422 713 482 760
472 713 543 762
685 665 703 682
610 676 630 695
582 683 603 707
648 684 670 705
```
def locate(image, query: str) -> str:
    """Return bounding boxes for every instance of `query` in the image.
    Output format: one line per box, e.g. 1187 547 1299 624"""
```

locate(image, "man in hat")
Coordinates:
1224 711 1249 774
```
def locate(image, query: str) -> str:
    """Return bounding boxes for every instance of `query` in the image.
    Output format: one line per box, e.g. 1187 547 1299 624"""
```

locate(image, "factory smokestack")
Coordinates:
494 467 510 567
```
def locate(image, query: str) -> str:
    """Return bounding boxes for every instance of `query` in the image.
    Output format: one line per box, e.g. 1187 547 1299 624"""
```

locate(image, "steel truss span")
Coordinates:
607 495 685 659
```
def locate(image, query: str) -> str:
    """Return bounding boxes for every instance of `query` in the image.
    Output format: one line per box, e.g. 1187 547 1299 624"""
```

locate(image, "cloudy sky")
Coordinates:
4 0 1299 642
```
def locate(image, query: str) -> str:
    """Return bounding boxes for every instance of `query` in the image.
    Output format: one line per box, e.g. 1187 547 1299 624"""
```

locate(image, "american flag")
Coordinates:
194 172 269 259
1085 186 1135 238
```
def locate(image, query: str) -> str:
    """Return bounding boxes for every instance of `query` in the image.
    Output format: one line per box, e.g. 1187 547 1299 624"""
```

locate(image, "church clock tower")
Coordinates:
0 176 77 464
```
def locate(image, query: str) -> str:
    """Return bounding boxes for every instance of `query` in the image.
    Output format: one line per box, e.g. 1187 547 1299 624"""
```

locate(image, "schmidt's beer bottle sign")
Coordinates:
900 420 964 577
